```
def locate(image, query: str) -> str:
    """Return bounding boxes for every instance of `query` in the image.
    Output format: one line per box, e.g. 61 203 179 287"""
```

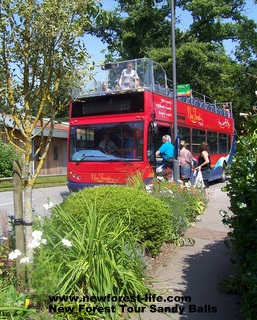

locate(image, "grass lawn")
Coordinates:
0 175 67 192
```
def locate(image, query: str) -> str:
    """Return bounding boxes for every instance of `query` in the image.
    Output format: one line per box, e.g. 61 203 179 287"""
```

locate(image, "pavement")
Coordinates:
133 181 241 320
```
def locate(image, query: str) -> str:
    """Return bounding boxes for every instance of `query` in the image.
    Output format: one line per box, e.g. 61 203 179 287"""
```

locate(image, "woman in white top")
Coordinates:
119 62 140 89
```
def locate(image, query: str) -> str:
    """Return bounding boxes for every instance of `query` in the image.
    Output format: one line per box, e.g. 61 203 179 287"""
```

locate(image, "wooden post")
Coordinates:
13 160 26 289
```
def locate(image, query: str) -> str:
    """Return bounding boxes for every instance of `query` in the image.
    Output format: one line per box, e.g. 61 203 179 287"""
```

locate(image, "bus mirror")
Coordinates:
151 122 158 135
101 63 118 70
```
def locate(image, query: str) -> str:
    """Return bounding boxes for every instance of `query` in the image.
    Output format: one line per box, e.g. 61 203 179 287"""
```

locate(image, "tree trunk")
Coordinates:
23 143 34 262
13 160 26 290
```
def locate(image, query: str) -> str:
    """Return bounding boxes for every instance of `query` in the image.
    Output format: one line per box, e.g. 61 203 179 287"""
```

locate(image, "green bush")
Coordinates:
0 140 21 178
57 185 172 256
223 125 257 319
149 181 206 243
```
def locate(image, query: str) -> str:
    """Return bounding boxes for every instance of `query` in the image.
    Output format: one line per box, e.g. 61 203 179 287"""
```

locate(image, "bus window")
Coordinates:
192 129 205 154
207 131 218 154
134 127 143 159
178 126 191 150
155 126 173 150
219 133 228 154
69 122 144 161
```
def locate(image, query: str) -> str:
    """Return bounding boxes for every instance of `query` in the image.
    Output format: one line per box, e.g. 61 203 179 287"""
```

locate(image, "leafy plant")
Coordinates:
31 201 149 318
223 123 257 319
57 185 173 256
0 284 36 319
0 140 21 178
0 239 15 283
149 181 206 243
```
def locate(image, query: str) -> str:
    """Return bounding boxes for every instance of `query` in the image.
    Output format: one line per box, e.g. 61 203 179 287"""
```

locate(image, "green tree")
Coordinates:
0 0 103 260
91 0 257 127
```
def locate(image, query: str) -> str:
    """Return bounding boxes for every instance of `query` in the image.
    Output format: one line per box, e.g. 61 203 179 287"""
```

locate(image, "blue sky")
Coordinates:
84 0 257 64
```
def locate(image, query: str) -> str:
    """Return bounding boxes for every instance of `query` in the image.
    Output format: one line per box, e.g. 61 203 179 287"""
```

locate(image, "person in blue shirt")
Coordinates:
117 130 134 158
156 135 174 174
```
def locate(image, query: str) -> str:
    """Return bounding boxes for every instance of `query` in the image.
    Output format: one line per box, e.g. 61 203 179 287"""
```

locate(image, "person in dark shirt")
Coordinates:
195 142 211 198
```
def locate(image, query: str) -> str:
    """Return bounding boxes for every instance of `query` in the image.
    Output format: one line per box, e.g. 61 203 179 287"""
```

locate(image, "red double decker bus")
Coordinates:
67 58 235 192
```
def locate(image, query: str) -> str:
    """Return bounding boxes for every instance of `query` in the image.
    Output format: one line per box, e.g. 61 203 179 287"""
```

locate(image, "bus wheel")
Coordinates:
220 163 227 182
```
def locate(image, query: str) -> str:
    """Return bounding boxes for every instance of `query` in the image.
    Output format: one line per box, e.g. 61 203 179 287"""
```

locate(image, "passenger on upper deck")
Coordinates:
102 82 112 93
119 62 140 90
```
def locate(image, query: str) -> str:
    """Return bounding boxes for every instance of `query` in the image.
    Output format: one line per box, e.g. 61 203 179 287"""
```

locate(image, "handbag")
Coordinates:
193 170 205 188
166 157 174 168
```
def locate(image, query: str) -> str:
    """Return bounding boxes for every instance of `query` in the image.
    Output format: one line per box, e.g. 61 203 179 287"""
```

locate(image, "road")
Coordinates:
0 185 70 218
0 181 225 219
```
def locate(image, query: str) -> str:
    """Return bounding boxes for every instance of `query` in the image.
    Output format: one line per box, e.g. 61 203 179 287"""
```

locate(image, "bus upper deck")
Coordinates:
72 58 232 119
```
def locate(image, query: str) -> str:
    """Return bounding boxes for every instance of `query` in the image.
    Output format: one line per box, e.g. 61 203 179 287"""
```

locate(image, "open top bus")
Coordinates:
67 58 235 192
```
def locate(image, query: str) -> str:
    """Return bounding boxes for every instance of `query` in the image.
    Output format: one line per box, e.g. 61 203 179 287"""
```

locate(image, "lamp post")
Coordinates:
170 0 180 183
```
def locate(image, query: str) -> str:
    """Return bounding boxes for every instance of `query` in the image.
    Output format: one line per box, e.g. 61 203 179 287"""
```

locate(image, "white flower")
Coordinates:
8 249 22 260
20 257 30 264
62 239 72 247
43 201 55 210
9 252 17 260
0 237 8 241
32 230 43 240
28 239 41 249
41 238 47 245
145 184 153 193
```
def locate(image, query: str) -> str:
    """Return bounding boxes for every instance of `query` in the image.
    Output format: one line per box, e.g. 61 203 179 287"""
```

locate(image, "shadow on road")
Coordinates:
60 191 70 199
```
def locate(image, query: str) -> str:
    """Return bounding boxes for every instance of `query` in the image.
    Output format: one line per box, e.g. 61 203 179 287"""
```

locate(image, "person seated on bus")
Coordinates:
117 130 134 158
155 134 174 175
119 62 140 90
99 133 118 153
101 81 112 93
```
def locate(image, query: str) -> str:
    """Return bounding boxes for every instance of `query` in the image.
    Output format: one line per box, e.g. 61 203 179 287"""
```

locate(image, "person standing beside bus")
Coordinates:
179 140 193 183
195 142 211 197
156 135 174 175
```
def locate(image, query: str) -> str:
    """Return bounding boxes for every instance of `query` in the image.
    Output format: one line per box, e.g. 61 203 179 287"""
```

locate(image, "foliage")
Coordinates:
222 114 257 319
30 203 149 318
0 140 21 178
57 185 173 256
149 180 206 244
91 0 257 130
0 239 15 280
0 284 36 319
0 0 105 260
0 172 208 318
0 238 35 319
